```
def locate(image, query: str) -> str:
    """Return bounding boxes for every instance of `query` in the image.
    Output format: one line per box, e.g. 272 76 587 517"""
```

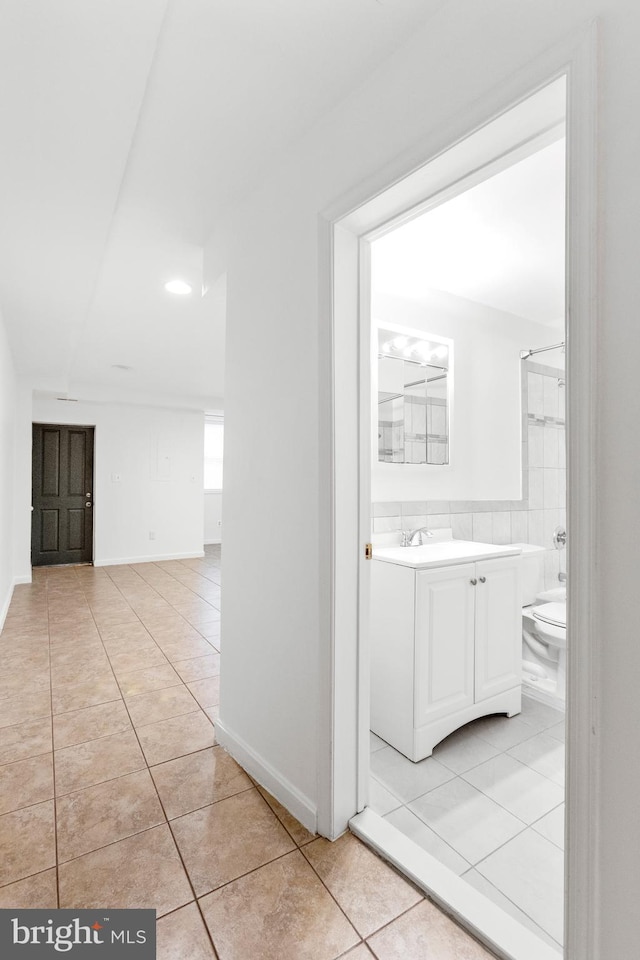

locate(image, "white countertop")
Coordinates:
373 539 521 569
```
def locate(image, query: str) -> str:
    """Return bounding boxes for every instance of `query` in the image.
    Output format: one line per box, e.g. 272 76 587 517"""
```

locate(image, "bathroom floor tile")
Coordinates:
370 746 454 803
366 898 494 959
0 716 52 764
303 832 423 938
369 732 387 753
109 646 169 677
156 902 217 960
462 753 564 824
462 869 560 950
384 807 471 876
53 699 132 749
409 778 525 864
507 731 565 787
475 828 564 945
58 823 193 917
199 850 360 960
0 868 58 909
368 777 403 817
150 746 252 820
136 710 215 765
0 753 54 814
469 714 542 752
56 769 166 861
171 788 295 896
432 725 501 775
54 729 146 795
531 803 565 850
547 720 566 742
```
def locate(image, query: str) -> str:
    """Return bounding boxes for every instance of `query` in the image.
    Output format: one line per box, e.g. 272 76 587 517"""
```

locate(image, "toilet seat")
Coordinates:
533 601 566 629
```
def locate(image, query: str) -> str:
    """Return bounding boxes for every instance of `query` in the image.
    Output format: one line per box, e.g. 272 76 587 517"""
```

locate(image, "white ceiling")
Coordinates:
0 0 445 409
371 137 566 326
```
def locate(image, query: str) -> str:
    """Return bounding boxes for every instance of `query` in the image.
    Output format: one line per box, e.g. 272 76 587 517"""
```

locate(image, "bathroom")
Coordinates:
366 131 567 953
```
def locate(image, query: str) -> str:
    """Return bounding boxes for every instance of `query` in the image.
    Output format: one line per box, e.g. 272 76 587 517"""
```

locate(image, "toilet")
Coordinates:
511 543 567 707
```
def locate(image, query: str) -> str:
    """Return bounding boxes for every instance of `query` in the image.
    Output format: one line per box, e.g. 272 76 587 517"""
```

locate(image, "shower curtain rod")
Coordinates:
519 341 565 360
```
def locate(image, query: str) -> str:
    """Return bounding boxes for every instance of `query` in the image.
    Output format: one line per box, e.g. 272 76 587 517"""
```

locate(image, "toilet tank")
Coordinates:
509 543 546 605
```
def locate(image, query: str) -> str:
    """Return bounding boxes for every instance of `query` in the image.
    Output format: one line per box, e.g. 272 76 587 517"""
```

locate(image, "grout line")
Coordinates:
46 571 61 908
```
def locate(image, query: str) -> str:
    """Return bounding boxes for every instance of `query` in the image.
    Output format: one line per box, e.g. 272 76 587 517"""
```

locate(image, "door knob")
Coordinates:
470 578 477 585
85 502 92 508
479 576 486 583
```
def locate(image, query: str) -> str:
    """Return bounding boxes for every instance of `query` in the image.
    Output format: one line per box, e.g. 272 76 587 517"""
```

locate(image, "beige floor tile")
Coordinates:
0 692 51 729
58 823 193 917
0 800 56 887
56 769 166 861
157 903 218 960
199 850 359 960
109 646 169 677
55 729 145 795
0 753 54 815
118 664 183 698
151 746 252 820
127 685 199 729
304 833 422 938
91 610 141 629
98 622 153 644
257 786 316 846
186 677 220 709
342 946 376 959
157 639 216 662
0 867 58 908
51 656 113 687
172 655 220 683
366 899 495 959
52 675 121 715
136 711 216 766
0 670 50 700
0 716 52 764
53 699 132 749
172 788 295 896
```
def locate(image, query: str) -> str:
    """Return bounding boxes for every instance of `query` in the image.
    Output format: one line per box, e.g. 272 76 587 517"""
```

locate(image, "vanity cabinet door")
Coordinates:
474 556 522 702
414 563 475 727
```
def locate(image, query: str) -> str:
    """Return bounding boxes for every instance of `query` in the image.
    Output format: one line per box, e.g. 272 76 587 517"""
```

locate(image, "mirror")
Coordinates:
377 327 450 465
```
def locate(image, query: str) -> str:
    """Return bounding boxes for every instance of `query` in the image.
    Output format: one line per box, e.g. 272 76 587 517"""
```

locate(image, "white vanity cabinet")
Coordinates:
370 547 521 762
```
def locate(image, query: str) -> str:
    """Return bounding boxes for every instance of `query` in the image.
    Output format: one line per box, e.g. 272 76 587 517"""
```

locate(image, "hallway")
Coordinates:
0 550 494 959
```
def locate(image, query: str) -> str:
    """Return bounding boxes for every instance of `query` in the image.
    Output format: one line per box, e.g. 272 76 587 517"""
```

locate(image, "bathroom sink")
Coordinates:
372 540 521 569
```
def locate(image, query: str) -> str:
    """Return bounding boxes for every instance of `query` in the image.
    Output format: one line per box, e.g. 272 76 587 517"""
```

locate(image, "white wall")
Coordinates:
31 393 204 565
208 1 640 952
372 289 564 502
204 491 222 543
0 311 17 627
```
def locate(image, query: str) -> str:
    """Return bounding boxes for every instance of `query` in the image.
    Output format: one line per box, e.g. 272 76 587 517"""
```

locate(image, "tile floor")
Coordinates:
370 694 566 950
0 546 498 960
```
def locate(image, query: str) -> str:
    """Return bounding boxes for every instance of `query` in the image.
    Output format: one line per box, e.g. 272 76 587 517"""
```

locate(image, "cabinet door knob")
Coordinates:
479 576 486 583
470 578 477 585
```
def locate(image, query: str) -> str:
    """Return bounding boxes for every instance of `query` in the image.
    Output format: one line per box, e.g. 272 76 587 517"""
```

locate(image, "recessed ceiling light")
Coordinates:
164 279 192 295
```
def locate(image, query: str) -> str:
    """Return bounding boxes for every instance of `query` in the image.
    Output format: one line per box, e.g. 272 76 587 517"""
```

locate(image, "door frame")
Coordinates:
318 23 598 960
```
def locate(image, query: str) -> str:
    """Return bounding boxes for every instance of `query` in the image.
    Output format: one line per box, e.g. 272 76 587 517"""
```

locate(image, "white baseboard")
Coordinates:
94 551 205 567
204 539 221 545
215 717 317 835
0 574 33 632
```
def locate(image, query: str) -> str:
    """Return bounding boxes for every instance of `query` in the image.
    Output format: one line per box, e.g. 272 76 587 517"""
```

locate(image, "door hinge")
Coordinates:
365 543 373 560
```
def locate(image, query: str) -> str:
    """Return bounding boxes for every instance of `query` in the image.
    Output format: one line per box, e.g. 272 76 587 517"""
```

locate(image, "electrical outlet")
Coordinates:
149 531 156 540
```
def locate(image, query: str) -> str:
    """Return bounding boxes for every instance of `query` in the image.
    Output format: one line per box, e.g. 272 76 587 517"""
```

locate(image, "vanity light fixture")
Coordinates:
164 279 192 296
392 336 409 349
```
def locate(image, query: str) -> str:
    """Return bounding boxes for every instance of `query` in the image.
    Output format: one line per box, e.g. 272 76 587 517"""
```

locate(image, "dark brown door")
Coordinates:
31 423 94 566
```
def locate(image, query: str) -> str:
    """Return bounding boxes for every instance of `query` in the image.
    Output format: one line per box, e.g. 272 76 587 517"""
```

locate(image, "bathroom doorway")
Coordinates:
366 135 567 952
324 42 598 960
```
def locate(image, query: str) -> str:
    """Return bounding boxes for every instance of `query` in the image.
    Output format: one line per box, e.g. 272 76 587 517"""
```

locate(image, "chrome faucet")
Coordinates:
400 527 435 547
